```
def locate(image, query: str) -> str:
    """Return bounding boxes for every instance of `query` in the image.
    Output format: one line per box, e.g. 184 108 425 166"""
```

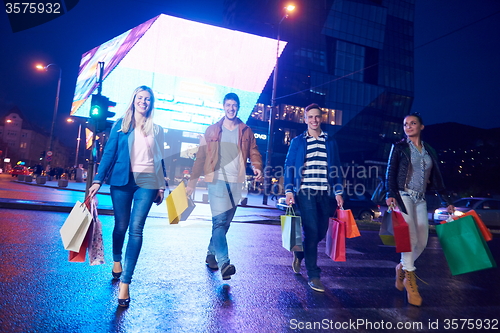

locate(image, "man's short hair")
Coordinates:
223 93 240 108
305 103 325 113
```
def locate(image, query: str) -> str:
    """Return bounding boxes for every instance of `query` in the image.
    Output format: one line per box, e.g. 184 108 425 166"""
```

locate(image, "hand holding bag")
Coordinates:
436 215 496 275
325 218 346 261
378 207 411 252
60 198 92 252
280 205 303 252
391 208 412 253
337 208 360 238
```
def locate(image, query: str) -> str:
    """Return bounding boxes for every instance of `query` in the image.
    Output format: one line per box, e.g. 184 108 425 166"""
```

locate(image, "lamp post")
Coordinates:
263 4 295 205
36 63 61 168
67 118 82 168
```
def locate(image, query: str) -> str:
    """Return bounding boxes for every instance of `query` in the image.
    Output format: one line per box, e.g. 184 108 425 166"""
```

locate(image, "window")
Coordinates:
335 40 364 82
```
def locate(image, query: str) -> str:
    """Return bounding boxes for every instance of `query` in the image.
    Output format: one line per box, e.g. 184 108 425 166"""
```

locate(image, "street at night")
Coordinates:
0 174 499 332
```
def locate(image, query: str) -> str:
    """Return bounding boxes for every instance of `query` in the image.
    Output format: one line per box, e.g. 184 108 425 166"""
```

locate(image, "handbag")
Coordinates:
60 198 92 252
87 197 105 266
452 210 492 242
378 208 411 252
69 234 89 262
325 218 346 261
391 209 412 253
166 182 190 224
379 210 396 246
280 205 303 252
180 197 196 221
337 208 360 238
436 215 496 275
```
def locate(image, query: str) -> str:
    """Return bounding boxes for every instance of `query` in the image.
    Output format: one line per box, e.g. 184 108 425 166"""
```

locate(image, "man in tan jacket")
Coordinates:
187 93 263 280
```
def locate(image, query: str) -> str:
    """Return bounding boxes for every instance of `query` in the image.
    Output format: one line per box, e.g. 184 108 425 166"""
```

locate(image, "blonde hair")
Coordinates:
121 86 155 135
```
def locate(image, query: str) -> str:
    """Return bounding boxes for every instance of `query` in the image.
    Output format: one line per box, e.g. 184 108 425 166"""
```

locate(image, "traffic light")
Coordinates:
90 95 107 120
89 94 116 132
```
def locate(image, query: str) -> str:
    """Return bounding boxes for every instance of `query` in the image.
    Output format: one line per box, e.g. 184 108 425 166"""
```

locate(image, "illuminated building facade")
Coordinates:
225 0 415 189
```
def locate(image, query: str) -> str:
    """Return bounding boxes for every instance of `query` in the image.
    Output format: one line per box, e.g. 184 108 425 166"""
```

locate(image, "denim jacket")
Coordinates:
284 131 343 196
93 119 166 190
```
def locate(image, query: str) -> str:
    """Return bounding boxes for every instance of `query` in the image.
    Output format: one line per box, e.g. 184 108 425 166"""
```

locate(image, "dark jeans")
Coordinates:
294 190 332 279
110 173 158 284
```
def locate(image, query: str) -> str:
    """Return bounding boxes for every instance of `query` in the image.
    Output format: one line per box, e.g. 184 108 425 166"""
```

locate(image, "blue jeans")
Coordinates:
207 180 242 268
295 190 332 279
110 173 158 284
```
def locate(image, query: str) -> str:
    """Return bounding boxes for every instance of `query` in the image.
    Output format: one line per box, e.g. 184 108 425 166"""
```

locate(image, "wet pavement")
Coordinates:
0 175 499 332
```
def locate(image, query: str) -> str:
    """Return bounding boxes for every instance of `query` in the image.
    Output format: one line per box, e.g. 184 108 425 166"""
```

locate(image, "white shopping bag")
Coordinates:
60 200 92 252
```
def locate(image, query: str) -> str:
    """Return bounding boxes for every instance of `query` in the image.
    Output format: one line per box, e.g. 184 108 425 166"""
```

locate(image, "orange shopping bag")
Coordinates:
337 208 361 238
452 210 492 242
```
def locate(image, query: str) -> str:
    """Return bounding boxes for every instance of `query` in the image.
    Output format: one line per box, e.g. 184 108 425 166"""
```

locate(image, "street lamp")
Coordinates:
66 118 82 168
36 63 61 168
263 4 295 205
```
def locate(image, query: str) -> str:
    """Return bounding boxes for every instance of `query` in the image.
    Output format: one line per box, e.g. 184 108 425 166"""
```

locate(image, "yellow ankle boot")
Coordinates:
395 263 404 291
403 270 422 307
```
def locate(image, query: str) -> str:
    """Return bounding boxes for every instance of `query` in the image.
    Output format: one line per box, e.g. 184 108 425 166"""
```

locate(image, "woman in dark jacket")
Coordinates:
385 113 453 307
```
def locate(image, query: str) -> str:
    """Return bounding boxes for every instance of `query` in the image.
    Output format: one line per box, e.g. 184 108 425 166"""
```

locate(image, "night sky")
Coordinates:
1 0 499 150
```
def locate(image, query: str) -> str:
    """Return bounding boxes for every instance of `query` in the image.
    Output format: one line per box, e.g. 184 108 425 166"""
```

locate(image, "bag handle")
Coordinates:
286 204 296 216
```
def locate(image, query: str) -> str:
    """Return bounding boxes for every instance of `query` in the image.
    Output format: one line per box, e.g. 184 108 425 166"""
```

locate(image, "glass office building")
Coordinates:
224 0 415 189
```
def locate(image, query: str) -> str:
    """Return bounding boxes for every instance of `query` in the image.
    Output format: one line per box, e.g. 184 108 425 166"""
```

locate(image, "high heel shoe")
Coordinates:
118 297 130 307
118 282 130 307
112 262 122 279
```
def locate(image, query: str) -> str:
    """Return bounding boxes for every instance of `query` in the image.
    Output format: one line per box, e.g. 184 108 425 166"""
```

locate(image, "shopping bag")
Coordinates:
391 209 412 253
60 200 92 252
87 197 105 266
452 210 492 242
280 205 303 252
180 197 196 221
325 218 346 261
69 232 89 262
436 215 496 275
337 208 360 238
166 182 189 224
379 210 396 246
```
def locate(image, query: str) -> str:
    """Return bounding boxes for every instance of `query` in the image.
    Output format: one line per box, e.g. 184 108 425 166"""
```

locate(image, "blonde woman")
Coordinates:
88 86 166 307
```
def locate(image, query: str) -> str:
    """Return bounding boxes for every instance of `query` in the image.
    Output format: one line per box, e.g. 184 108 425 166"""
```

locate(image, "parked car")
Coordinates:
9 166 29 177
276 193 381 221
343 194 382 220
434 197 500 227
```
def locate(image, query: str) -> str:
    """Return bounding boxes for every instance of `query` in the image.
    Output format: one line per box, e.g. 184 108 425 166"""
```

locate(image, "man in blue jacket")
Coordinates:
284 103 344 292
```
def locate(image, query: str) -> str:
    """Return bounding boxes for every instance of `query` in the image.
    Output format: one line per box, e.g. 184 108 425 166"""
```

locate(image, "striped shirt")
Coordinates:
300 131 329 191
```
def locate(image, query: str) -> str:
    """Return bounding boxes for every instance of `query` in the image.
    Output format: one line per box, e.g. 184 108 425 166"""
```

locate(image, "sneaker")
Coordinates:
292 253 302 274
221 263 236 280
205 254 218 270
308 278 325 292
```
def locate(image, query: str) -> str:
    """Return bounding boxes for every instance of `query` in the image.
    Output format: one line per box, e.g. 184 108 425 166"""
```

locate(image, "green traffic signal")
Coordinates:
90 94 106 119
89 94 116 132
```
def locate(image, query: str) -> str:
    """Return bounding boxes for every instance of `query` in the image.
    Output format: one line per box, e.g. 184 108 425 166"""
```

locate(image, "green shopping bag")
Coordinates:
280 205 303 252
436 215 496 275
